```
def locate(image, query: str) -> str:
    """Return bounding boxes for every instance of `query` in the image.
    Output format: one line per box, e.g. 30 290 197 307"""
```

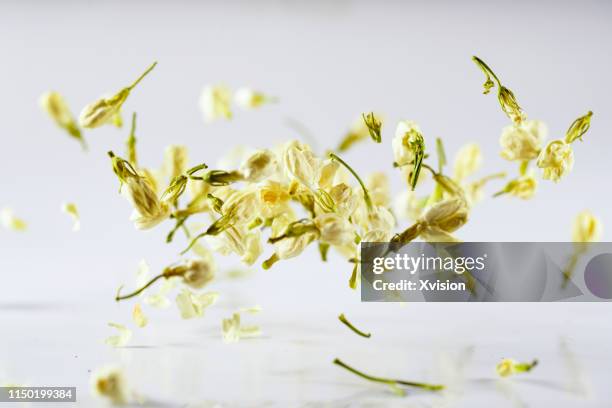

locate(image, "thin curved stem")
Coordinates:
128 61 158 90
472 56 502 87
329 152 373 210
115 273 165 301
333 358 444 393
338 313 371 338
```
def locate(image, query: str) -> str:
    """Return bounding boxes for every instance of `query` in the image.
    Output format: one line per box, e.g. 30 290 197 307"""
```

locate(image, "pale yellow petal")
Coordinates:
132 304 148 328
61 202 80 231
104 323 132 347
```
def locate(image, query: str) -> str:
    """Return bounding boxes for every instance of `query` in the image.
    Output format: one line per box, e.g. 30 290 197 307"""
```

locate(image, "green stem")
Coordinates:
115 273 165 301
329 152 373 211
128 61 158 90
333 358 444 393
472 56 502 87
338 313 371 338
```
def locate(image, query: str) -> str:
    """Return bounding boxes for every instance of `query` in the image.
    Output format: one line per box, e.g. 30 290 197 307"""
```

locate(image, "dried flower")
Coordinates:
200 84 232 122
80 62 157 128
240 149 277 182
283 140 321 188
222 311 261 343
565 111 593 144
91 365 128 405
453 143 482 182
126 177 171 229
61 202 80 231
234 88 275 109
175 289 218 319
132 304 148 328
494 174 538 200
499 120 547 161
572 210 602 243
393 197 468 244
392 120 421 167
337 113 382 152
39 91 85 148
104 323 132 347
164 145 189 180
0 207 27 231
367 172 391 207
472 56 526 124
314 213 355 246
496 358 538 377
116 258 214 301
536 140 574 182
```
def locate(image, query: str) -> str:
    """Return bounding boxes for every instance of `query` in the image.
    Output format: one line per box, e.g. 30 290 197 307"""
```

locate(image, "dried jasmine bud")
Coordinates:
393 197 469 245
0 207 27 231
362 112 382 143
200 84 232 122
161 163 209 204
61 202 81 231
333 358 444 396
115 258 215 301
472 56 526 124
493 174 537 200
234 88 276 109
565 111 593 144
496 358 538 377
536 140 574 182
338 313 371 338
268 218 320 244
91 365 128 405
39 91 86 149
202 169 244 186
80 61 157 128
499 120 547 162
563 211 602 287
392 121 426 190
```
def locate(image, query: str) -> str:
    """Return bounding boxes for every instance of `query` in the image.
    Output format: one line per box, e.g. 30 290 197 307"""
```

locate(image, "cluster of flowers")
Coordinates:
35 57 604 404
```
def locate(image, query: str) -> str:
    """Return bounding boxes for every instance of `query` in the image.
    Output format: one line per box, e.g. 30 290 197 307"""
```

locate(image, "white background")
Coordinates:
1 1 611 406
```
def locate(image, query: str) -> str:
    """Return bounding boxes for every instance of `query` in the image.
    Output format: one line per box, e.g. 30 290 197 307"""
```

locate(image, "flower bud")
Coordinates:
283 140 321 188
422 197 469 233
200 84 232 122
234 88 274 109
126 177 171 229
314 213 355 246
392 120 422 167
565 111 593 144
91 365 128 405
39 91 84 146
536 140 574 182
498 174 538 200
572 211 602 243
453 143 482 181
240 149 277 182
80 62 157 129
164 145 189 180
499 120 547 161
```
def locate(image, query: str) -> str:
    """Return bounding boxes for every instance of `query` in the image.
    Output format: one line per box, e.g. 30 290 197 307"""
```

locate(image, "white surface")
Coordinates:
1 1 611 406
